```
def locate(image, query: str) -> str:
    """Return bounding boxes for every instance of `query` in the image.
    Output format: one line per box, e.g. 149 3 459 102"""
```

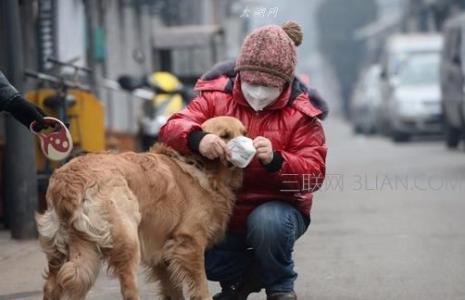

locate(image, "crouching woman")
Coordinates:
159 21 328 300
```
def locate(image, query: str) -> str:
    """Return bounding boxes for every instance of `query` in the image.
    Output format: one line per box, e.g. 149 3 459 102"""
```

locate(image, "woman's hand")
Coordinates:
199 133 228 160
253 136 273 165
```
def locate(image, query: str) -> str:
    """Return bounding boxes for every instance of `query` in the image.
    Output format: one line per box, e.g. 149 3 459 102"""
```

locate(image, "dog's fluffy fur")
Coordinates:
36 116 246 300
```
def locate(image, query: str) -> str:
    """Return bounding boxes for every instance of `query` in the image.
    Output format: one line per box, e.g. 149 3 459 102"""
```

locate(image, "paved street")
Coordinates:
1 117 465 300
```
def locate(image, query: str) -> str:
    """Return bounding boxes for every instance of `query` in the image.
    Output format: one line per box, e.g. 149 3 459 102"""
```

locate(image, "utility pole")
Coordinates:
2 0 39 239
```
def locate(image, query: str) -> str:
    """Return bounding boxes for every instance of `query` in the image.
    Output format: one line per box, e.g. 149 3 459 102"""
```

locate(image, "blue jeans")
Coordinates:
205 201 309 293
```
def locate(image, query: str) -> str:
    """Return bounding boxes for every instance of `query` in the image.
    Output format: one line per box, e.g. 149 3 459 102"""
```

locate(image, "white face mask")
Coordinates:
227 136 256 168
241 82 282 111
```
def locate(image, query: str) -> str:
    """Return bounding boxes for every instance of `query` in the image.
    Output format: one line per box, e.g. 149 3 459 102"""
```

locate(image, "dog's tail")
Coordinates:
36 171 112 297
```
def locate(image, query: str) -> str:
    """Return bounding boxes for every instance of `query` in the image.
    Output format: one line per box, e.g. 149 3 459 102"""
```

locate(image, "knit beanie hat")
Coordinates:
235 21 303 88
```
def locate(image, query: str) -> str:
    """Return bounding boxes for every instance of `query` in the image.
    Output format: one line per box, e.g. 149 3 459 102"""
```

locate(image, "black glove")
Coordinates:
0 71 47 129
4 96 47 129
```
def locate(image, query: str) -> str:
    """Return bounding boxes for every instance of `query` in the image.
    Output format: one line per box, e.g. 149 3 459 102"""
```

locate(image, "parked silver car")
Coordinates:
350 64 382 134
379 34 443 142
386 52 443 142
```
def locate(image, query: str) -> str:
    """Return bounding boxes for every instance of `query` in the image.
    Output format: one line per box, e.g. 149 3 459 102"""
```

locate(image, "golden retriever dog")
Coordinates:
36 116 246 300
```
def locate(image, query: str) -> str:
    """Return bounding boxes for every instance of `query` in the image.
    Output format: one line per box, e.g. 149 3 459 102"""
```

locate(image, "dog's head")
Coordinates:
200 116 247 143
200 116 246 190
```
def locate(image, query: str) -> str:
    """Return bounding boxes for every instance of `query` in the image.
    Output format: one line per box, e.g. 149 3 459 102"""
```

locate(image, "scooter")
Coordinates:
117 71 190 150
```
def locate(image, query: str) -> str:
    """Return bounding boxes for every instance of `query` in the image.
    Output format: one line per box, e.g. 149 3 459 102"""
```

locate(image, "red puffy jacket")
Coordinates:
159 62 328 233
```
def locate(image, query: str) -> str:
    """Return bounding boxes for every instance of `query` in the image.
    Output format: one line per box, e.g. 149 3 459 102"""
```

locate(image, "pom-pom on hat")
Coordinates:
235 21 303 87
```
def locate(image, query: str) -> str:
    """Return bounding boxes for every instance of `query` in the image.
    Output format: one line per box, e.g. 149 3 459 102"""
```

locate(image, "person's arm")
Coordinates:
159 92 215 154
0 71 45 128
263 117 327 192
0 71 20 107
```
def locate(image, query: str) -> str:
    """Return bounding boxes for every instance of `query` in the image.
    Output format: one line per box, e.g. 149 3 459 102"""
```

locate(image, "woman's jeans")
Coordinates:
205 201 309 293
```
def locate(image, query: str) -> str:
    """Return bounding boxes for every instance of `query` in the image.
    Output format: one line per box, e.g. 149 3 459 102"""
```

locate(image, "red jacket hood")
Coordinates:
194 61 329 120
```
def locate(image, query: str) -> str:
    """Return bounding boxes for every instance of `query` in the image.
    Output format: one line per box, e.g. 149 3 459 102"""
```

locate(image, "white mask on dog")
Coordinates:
241 82 281 111
227 136 256 168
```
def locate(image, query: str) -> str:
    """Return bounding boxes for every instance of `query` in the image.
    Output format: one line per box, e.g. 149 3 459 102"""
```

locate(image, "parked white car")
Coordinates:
379 34 443 142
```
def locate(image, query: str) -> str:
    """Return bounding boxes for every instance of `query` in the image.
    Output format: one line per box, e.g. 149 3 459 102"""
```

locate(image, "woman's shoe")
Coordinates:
266 291 297 300
213 258 262 300
212 276 262 300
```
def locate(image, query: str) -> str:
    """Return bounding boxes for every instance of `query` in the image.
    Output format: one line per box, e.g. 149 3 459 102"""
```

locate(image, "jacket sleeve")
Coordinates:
265 117 327 193
0 71 20 111
159 92 215 154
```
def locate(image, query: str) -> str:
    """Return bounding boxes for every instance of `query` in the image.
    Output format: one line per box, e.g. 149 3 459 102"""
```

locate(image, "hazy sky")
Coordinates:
245 0 404 57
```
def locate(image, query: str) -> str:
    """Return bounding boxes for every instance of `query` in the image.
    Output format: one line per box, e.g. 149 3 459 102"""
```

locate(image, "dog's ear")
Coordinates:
241 127 248 137
237 121 247 137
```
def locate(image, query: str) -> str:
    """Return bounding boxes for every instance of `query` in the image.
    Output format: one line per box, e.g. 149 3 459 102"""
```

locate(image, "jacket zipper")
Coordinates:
250 110 261 137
